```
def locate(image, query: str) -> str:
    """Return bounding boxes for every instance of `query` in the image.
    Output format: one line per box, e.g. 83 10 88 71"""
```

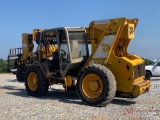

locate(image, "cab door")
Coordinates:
58 28 89 78
56 29 70 78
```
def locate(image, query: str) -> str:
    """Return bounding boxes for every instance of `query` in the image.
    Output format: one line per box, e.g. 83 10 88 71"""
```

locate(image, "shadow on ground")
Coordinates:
1 79 136 106
7 79 24 83
111 98 136 105
0 85 24 91
5 89 136 106
6 90 82 105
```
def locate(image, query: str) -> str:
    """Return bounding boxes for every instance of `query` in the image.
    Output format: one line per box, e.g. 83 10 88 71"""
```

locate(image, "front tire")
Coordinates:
24 65 49 97
77 64 116 107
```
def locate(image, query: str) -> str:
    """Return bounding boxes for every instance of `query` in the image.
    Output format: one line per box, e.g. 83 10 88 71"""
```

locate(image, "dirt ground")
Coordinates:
0 74 160 120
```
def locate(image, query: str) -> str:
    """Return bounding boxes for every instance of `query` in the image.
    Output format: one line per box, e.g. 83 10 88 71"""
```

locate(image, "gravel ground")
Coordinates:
0 74 160 120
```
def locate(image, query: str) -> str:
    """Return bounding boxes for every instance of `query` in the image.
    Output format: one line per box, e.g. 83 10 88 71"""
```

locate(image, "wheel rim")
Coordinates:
82 74 103 99
27 72 38 91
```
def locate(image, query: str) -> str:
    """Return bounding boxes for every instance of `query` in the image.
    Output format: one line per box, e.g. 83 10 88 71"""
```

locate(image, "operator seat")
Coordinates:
70 40 81 59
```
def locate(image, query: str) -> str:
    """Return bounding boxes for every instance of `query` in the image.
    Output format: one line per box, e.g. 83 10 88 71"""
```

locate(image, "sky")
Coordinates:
0 0 160 60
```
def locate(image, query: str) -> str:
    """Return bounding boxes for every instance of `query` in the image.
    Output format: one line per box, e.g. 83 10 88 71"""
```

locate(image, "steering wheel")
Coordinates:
60 49 66 56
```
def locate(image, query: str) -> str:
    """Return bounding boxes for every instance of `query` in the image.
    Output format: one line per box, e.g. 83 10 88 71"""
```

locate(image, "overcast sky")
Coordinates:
0 0 159 60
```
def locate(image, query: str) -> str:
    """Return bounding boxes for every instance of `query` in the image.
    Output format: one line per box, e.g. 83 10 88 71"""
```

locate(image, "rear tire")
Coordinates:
16 68 24 82
24 65 49 97
77 64 116 107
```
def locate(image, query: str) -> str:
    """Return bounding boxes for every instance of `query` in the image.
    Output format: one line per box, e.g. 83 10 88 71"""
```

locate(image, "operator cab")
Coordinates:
39 27 89 78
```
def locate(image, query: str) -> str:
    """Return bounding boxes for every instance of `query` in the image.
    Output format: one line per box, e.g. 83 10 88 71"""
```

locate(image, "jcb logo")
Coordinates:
101 43 111 52
129 27 134 35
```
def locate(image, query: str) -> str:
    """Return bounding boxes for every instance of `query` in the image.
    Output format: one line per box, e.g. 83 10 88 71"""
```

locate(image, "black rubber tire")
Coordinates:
16 68 24 82
145 71 151 80
24 65 49 97
67 86 76 91
77 64 116 107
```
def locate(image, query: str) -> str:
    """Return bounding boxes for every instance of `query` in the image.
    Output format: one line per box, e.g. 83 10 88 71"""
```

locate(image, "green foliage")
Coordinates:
9 59 15 67
0 58 7 73
0 58 15 73
143 58 154 65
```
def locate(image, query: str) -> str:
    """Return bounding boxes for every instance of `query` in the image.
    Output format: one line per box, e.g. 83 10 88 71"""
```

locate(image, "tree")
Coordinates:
143 58 153 65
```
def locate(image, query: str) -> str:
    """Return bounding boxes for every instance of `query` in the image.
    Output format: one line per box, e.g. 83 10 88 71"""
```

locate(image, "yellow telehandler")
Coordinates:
17 17 151 106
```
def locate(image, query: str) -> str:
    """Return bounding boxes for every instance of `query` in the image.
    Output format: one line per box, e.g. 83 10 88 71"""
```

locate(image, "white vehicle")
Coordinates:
145 59 160 79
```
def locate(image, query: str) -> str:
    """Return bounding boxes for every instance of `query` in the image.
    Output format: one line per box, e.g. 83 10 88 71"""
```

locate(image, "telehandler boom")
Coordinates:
9 17 151 106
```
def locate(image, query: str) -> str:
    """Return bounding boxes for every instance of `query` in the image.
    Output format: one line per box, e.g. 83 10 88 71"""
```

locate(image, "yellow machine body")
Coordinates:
84 18 151 97
10 17 151 106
